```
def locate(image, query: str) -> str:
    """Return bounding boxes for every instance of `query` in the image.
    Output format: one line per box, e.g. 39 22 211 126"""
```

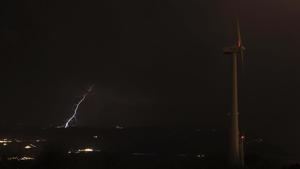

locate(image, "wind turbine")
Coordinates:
223 18 245 169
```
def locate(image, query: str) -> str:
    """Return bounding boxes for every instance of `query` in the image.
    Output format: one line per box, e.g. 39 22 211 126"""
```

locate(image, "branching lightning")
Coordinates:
64 85 94 128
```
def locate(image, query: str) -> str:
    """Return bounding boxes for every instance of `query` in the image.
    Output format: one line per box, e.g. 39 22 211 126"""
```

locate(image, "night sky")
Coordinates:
1 0 300 153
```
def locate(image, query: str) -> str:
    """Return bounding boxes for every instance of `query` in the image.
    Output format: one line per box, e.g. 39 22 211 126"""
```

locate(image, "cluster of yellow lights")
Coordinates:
0 138 46 146
24 144 37 149
24 145 32 149
0 139 12 146
8 156 35 161
0 139 12 143
68 148 101 154
78 148 94 152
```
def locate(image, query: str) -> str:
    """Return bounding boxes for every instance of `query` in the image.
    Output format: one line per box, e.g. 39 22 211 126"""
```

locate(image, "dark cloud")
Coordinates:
1 0 300 154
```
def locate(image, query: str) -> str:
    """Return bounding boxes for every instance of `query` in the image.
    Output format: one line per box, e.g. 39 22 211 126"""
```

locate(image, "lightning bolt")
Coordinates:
64 85 94 128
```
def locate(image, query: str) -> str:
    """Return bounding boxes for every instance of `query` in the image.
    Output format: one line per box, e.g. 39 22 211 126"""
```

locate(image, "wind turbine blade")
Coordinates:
236 18 242 48
236 17 245 65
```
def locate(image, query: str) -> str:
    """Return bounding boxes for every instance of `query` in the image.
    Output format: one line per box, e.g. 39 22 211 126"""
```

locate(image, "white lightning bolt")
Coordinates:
64 85 94 128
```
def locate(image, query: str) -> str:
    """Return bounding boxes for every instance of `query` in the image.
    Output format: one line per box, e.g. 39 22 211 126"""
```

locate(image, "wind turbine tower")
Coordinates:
223 19 245 169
